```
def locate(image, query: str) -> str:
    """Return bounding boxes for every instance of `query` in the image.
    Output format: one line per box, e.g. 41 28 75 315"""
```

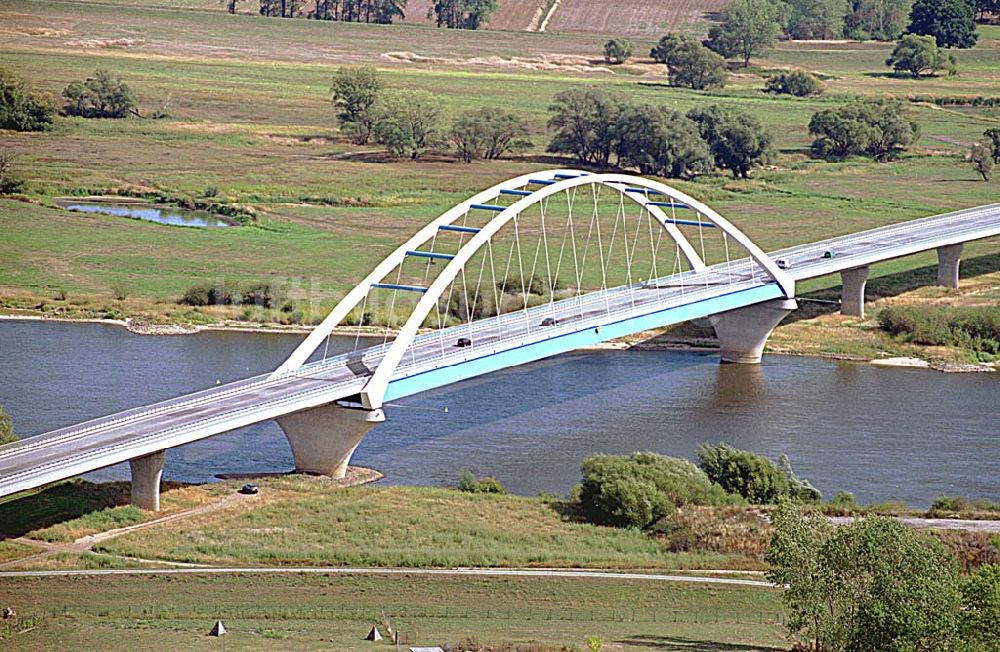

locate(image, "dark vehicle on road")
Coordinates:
239 483 259 495
822 250 836 259
540 317 558 327
776 259 791 269
456 337 472 348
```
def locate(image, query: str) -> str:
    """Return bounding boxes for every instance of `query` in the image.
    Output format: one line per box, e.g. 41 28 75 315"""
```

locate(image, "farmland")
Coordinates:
547 0 731 36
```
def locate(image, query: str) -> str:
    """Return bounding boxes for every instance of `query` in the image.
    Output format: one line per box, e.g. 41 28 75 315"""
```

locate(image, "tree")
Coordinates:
372 89 445 159
705 0 789 67
614 105 713 179
579 452 735 529
651 33 727 88
430 0 497 29
764 70 824 96
61 69 137 119
546 87 621 166
687 106 774 178
602 37 635 64
974 0 1000 21
886 33 957 76
330 66 383 145
808 98 919 161
845 0 911 40
450 107 529 163
786 0 848 39
768 502 965 651
908 0 978 48
983 127 1000 163
0 405 16 446
0 67 55 132
971 142 994 181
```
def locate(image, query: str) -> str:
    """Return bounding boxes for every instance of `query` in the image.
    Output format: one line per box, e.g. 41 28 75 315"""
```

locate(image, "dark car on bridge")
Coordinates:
456 337 472 348
540 317 558 327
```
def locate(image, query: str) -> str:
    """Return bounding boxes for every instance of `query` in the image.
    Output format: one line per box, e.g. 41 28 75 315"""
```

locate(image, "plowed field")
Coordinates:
546 0 730 36
402 0 546 30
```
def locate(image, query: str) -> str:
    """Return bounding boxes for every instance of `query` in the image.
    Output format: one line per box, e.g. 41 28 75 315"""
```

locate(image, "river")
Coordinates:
1 320 997 507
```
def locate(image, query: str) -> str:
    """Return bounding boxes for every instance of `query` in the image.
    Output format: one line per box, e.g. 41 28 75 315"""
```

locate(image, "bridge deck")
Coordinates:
1 204 998 497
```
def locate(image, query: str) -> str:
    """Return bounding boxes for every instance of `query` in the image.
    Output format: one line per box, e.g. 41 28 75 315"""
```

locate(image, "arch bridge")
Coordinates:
1 170 998 510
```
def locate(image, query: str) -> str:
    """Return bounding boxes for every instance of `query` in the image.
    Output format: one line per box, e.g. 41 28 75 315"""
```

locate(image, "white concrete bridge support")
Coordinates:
937 243 963 289
277 404 385 478
129 450 166 511
708 299 798 364
840 266 870 317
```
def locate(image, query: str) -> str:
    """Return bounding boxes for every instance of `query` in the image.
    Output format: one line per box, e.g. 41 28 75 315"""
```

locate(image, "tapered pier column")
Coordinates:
129 450 166 511
840 266 870 317
708 299 798 364
277 405 385 478
936 243 963 289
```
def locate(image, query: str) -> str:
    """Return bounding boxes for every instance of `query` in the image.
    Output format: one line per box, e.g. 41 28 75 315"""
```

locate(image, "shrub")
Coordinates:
373 89 445 159
330 66 382 145
602 37 634 64
180 280 284 308
650 33 727 89
456 469 506 494
985 127 1000 163
886 34 957 77
686 105 773 178
0 405 17 445
827 490 858 512
0 67 55 131
808 98 919 161
696 442 791 504
649 506 771 559
579 452 737 529
764 70 824 97
877 305 1000 354
62 69 137 119
971 142 994 181
450 107 530 163
615 105 713 179
960 564 1000 647
546 87 621 166
0 148 26 195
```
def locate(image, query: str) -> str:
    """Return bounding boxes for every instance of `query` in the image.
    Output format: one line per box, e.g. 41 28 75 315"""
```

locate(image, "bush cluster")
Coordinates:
181 280 286 309
649 33 727 89
907 94 1000 107
62 69 137 119
579 452 737 529
696 442 821 504
877 305 1000 354
547 87 772 180
457 469 506 494
764 70 824 97
808 98 919 161
331 66 529 161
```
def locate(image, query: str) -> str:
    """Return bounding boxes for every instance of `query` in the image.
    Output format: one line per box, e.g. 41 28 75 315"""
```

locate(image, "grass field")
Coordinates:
84 480 759 569
0 572 787 650
0 4 998 329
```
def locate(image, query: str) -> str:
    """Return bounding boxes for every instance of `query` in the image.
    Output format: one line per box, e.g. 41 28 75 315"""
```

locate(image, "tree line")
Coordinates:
227 0 498 28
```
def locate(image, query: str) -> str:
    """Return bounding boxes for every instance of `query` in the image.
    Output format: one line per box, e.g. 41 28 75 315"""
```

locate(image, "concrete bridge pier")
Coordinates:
937 243 963 289
129 450 166 511
840 266 870 317
277 404 385 478
708 299 798 364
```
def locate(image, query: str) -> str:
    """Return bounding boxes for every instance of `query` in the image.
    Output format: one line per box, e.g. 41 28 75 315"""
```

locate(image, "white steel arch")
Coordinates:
356 172 794 409
271 169 712 379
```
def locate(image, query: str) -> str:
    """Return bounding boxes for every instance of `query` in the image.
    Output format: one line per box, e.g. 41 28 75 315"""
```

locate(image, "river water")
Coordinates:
1 320 997 507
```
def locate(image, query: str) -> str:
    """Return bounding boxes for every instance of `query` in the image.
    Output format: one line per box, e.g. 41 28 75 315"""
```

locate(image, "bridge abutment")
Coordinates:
840 266 870 317
708 299 798 364
129 450 166 511
277 404 385 478
937 243 963 289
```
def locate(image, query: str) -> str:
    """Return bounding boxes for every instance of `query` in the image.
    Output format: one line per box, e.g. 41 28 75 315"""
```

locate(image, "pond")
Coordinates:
57 200 233 228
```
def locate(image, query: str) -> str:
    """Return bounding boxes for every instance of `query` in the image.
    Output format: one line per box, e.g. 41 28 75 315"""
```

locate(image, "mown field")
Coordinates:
0 572 786 651
1 2 999 332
